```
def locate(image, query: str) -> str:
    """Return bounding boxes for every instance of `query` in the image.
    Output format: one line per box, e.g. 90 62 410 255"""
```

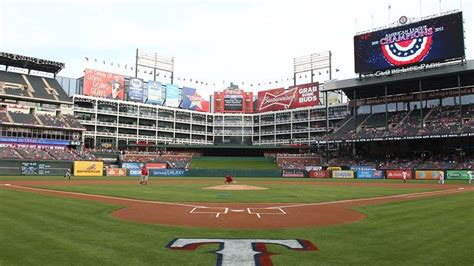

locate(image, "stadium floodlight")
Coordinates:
135 49 174 83
293 51 331 85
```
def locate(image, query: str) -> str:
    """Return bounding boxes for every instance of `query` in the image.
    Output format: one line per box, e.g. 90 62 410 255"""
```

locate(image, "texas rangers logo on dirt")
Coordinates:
379 25 434 66
167 238 317 266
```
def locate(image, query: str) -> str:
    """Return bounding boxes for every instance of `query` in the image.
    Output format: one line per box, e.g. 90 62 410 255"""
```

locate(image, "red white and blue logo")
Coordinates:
380 26 433 66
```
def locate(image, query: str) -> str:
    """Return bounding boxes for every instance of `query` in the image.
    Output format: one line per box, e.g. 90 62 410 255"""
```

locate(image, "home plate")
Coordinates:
231 209 245 212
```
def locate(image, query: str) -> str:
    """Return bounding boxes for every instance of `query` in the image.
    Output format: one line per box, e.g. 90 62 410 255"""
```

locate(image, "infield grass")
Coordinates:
1 187 472 265
37 182 433 203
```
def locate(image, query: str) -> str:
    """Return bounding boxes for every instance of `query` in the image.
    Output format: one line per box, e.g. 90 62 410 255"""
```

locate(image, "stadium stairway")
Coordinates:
5 111 13 123
20 75 35 97
41 78 60 102
395 110 412 127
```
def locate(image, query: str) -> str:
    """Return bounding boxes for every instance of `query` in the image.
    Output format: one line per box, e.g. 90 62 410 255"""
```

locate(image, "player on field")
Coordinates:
225 175 233 184
64 168 71 180
468 170 473 184
438 171 445 185
402 171 408 183
140 166 149 185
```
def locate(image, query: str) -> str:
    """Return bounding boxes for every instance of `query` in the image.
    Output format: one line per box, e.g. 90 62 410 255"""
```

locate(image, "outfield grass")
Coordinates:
37 183 433 203
189 156 279 169
1 188 472 265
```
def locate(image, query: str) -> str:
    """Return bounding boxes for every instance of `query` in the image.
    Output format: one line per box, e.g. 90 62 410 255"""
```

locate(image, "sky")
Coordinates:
0 0 472 96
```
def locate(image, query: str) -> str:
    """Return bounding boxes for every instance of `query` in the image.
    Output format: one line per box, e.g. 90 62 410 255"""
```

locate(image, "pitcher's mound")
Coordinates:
204 185 268 190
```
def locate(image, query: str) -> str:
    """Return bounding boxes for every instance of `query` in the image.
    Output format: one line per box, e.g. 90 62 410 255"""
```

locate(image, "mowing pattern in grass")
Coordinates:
189 156 279 169
1 189 472 265
36 183 431 203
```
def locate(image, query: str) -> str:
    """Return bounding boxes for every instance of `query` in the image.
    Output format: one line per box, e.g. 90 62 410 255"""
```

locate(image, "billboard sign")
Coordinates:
73 161 103 176
282 169 305 178
165 84 181 107
84 69 125 100
150 169 186 177
356 170 384 179
257 83 320 112
146 80 164 105
309 170 330 178
106 168 127 176
181 87 210 112
354 12 465 74
386 170 413 179
128 78 144 102
332 170 354 178
415 170 443 180
446 170 471 180
214 84 253 113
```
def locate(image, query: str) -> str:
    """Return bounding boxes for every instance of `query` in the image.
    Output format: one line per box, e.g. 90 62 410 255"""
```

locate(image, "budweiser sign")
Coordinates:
257 82 320 112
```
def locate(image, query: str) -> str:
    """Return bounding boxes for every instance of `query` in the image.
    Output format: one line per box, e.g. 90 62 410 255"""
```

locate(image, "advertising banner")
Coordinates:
350 166 375 171
257 82 319 112
415 170 443 180
354 12 464 74
122 162 145 169
180 87 210 112
128 78 144 102
356 170 384 179
309 170 330 178
165 84 181 107
0 137 70 146
128 169 142 177
147 80 164 105
74 161 103 176
149 169 186 177
282 169 305 178
106 168 127 176
332 170 355 178
145 162 167 169
84 69 125 100
327 166 342 171
306 166 322 171
446 170 471 180
386 170 413 179
214 85 253 113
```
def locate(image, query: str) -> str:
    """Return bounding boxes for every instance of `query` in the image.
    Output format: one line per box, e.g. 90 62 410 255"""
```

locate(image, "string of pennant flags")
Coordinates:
84 57 340 88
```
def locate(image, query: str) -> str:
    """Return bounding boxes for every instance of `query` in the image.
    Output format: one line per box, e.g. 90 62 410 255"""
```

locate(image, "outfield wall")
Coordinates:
0 160 72 176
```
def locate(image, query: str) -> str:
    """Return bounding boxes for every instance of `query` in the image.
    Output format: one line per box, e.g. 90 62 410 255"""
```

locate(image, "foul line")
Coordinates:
1 184 204 208
269 187 472 210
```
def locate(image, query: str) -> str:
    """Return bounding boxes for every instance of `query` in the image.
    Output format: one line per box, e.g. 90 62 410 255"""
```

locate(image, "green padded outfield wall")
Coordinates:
185 169 282 177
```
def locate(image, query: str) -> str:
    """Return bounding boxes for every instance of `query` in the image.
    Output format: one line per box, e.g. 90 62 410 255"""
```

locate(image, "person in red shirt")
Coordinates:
225 175 233 184
140 166 149 185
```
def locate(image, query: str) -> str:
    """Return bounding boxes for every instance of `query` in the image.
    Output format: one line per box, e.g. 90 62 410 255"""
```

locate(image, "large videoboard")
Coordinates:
354 12 464 74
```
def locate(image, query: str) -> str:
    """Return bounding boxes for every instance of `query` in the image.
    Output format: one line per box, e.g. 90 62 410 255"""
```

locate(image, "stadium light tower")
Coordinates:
135 49 174 83
293 51 331 86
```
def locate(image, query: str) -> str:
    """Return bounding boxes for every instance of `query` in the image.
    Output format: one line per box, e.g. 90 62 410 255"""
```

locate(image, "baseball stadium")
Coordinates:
1 2 473 266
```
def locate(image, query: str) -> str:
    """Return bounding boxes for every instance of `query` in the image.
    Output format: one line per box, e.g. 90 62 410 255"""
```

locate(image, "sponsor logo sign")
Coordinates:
145 162 167 169
356 170 384 179
332 170 354 178
214 85 253 113
84 69 125 100
257 83 320 112
350 166 375 171
309 170 330 178
106 168 127 176
167 238 317 266
150 169 185 177
128 78 144 102
74 161 103 176
165 84 181 107
386 170 412 179
180 87 209 112
282 169 305 178
415 170 443 180
146 80 164 105
446 170 471 180
122 162 145 169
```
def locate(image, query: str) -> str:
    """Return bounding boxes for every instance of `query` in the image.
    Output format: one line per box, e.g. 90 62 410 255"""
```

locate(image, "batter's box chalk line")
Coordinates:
189 206 286 218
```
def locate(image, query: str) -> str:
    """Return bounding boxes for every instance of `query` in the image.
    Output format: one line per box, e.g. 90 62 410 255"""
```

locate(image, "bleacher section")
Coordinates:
0 71 70 102
276 154 320 169
0 146 22 159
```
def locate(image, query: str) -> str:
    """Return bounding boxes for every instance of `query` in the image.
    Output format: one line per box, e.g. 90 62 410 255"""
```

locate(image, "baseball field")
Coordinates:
1 176 473 265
